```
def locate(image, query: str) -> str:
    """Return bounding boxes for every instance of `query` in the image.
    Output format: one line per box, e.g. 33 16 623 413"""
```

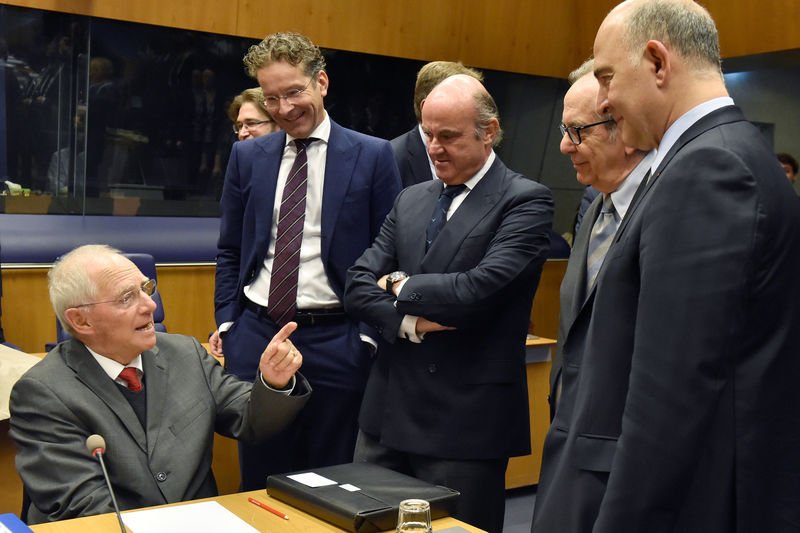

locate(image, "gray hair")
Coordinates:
567 58 618 141
49 244 121 336
622 0 721 75
474 90 504 147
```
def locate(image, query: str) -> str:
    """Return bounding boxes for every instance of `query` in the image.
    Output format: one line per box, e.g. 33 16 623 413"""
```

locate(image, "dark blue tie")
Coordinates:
426 184 467 250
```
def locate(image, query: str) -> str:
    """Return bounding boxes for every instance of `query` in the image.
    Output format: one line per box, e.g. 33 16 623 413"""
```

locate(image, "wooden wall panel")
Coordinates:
4 0 238 36
458 1 580 78
236 0 464 65
4 0 800 79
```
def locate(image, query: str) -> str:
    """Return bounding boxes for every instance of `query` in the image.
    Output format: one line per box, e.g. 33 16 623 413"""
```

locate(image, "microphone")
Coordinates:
85 434 127 533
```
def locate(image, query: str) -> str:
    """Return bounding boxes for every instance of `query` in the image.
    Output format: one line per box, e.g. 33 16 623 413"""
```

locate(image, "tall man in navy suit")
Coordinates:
345 75 554 533
212 32 401 489
533 1 800 532
390 61 483 188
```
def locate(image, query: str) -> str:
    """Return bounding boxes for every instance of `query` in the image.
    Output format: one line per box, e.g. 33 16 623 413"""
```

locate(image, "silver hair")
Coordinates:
622 0 722 75
473 90 504 147
49 244 121 336
568 58 617 141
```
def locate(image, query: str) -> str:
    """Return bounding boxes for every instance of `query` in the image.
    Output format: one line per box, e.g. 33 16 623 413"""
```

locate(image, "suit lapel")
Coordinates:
142 344 167 457
403 180 443 271
614 105 744 246
252 133 284 259
62 340 147 452
420 159 504 272
321 120 358 263
562 195 602 326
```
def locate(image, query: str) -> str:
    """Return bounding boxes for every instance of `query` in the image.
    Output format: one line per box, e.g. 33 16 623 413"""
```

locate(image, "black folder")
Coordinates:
266 462 460 533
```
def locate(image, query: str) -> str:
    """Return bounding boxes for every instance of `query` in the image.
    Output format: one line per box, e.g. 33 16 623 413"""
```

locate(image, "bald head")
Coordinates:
606 0 721 74
593 0 728 149
413 61 484 122
421 75 501 185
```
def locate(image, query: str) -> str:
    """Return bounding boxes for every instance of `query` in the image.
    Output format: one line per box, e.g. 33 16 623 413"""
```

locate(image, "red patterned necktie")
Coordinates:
118 367 143 392
268 138 315 326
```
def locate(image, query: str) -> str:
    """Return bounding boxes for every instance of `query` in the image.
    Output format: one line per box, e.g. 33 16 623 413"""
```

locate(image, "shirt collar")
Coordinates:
456 150 496 192
650 96 734 176
285 112 331 146
87 347 143 381
609 149 657 220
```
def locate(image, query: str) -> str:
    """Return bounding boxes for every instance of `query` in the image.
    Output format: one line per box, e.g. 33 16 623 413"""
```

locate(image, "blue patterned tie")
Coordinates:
586 193 619 291
426 184 467 250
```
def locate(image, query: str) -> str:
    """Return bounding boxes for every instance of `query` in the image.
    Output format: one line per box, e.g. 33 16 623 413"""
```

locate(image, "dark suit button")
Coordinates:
428 363 437 373
156 472 168 482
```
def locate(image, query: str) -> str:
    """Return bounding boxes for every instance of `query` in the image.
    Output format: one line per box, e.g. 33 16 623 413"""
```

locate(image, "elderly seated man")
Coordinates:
10 244 310 523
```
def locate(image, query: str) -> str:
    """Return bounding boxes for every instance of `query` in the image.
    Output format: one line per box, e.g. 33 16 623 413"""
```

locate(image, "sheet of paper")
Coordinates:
122 501 259 533
339 483 361 492
287 472 338 487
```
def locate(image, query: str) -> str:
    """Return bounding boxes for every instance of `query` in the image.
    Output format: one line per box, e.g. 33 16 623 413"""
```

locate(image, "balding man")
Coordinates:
10 245 310 523
391 61 484 188
345 75 554 533
533 1 800 532
548 59 655 419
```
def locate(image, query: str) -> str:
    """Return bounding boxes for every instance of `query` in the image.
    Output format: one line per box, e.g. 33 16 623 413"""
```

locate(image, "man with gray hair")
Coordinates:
10 245 310 523
547 58 654 419
345 75 553 533
533 1 800 531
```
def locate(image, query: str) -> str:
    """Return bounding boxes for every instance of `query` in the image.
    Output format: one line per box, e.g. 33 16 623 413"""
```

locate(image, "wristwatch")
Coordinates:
385 271 409 295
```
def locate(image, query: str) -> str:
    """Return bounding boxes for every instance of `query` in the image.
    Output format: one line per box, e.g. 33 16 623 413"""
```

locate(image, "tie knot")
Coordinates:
118 367 143 392
601 193 615 214
441 184 467 200
294 138 315 151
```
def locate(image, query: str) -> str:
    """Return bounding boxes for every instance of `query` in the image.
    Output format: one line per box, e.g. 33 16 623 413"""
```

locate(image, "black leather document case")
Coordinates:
266 462 460 533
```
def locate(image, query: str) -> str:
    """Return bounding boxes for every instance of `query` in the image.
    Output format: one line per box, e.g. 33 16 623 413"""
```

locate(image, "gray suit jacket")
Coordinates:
10 332 310 523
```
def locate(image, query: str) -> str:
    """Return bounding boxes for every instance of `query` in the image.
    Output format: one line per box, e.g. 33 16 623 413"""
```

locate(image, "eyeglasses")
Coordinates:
71 279 156 310
559 118 614 145
262 77 314 110
233 120 271 134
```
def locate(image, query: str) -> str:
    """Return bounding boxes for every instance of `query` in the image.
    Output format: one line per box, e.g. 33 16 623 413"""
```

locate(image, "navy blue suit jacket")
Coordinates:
215 119 401 378
345 157 553 460
533 106 800 533
390 126 433 188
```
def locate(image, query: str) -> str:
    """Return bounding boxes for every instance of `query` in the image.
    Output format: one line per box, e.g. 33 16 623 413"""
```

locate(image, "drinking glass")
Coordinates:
397 499 432 533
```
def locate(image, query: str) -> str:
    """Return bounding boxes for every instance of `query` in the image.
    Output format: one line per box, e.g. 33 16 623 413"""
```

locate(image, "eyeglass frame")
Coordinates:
70 278 157 309
559 118 614 145
261 76 316 111
232 119 272 135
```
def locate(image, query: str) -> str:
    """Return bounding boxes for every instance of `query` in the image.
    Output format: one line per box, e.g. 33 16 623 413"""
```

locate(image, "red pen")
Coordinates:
248 497 289 520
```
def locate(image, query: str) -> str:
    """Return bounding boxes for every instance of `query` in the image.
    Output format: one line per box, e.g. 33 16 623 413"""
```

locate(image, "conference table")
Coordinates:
28 489 485 533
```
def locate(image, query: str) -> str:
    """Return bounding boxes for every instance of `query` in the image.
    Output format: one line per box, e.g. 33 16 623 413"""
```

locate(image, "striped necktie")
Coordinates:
586 193 619 291
268 138 314 326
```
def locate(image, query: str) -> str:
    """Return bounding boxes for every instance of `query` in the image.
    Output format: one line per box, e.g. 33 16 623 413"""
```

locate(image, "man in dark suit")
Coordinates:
390 61 483 188
10 245 310 523
212 32 401 489
548 59 654 418
533 1 800 532
345 75 553 533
